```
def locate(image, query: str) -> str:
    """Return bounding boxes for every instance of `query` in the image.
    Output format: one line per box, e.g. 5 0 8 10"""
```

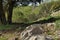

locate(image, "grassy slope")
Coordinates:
12 0 60 23
12 6 40 23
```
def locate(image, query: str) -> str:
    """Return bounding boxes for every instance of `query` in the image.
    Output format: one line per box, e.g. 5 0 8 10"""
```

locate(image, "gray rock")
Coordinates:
46 35 54 40
19 23 56 40
19 24 45 40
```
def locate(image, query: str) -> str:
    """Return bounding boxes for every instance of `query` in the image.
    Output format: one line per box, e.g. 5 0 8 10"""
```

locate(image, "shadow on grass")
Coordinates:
0 17 60 32
10 17 60 30
31 17 60 24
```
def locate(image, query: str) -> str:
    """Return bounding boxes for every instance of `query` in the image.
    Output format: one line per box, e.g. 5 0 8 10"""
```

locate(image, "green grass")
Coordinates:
0 25 14 30
12 6 51 23
12 6 41 23
0 37 7 40
55 20 60 29
12 0 60 23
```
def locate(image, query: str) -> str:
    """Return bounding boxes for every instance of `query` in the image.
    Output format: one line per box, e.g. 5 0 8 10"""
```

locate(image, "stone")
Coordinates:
45 35 54 40
19 24 45 40
19 23 56 40
46 23 56 31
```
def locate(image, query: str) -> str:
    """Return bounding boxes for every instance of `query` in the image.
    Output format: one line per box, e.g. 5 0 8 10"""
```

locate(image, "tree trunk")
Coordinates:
7 0 14 24
0 0 6 24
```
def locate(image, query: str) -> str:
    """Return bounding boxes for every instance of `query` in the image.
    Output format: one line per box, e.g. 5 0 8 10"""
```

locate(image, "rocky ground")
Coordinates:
0 23 59 40
19 23 60 40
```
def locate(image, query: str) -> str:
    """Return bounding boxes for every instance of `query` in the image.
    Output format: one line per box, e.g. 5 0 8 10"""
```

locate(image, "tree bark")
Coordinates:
0 0 6 24
7 0 14 24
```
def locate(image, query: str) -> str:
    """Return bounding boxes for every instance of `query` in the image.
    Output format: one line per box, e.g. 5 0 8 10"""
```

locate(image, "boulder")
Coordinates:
19 23 56 40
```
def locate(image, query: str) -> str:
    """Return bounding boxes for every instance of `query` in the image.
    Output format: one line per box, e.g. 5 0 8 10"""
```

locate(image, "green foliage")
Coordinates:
12 0 60 23
55 20 60 29
13 6 40 23
13 5 52 23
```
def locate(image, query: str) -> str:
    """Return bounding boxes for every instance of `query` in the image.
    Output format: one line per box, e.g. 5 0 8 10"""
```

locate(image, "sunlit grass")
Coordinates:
12 0 60 23
12 6 41 23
